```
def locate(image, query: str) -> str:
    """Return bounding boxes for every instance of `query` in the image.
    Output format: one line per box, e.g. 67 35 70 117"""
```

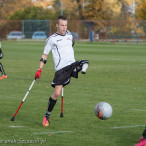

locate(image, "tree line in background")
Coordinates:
0 0 146 21
0 0 146 39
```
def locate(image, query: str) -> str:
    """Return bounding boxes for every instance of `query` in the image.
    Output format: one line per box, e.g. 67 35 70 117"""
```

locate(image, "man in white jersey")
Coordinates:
35 15 89 127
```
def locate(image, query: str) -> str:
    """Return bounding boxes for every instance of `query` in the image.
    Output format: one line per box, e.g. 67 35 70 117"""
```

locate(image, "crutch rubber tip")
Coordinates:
60 113 63 117
11 116 15 121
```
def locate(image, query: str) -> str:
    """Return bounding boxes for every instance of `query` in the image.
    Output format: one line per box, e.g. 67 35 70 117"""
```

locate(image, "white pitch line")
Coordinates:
32 131 72 135
9 126 24 128
110 125 145 129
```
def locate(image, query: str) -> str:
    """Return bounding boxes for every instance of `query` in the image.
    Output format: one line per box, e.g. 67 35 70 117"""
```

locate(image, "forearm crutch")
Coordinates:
60 87 64 117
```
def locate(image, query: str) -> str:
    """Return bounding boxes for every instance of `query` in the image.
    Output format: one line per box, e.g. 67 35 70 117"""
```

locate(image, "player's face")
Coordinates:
56 19 67 35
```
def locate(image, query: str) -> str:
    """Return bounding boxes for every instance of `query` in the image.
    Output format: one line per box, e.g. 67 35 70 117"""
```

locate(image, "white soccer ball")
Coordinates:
95 102 112 120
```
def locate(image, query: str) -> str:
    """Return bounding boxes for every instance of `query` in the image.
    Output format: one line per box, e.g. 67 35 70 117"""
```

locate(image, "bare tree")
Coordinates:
76 0 85 19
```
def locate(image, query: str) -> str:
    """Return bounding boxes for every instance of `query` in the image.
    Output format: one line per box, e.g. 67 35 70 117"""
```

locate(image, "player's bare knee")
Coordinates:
54 91 61 98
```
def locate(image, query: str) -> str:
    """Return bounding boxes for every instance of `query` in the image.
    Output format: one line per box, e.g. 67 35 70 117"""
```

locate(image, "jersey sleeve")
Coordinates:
43 37 53 55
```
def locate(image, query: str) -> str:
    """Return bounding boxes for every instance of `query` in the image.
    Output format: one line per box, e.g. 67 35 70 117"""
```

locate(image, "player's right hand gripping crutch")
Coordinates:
60 88 64 117
11 78 36 121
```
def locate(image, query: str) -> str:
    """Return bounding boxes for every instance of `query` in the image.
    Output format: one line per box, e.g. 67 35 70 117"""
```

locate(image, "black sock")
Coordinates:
0 63 6 75
45 97 57 118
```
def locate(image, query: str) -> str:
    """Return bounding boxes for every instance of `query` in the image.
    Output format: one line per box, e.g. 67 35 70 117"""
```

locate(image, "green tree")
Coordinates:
7 6 54 20
52 0 79 20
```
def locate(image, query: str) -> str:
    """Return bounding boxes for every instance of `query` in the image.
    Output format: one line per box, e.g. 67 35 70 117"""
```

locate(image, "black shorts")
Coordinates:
51 61 81 88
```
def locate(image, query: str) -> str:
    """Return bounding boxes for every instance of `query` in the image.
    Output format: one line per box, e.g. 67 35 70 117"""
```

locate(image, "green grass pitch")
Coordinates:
0 40 146 146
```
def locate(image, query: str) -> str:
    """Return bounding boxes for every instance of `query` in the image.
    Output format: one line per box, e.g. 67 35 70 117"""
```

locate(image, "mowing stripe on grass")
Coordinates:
90 64 146 69
129 109 146 112
32 131 72 135
9 126 24 128
110 125 145 129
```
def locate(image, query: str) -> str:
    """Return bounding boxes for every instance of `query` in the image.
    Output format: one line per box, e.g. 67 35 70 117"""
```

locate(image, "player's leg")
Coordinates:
45 85 63 118
51 85 63 100
43 85 63 126
0 63 7 79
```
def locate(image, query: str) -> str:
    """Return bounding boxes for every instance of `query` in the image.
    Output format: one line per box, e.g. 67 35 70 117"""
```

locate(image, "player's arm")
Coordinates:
35 54 48 79
39 54 48 68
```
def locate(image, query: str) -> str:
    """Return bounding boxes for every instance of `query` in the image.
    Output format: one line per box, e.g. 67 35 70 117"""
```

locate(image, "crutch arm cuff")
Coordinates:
40 58 47 64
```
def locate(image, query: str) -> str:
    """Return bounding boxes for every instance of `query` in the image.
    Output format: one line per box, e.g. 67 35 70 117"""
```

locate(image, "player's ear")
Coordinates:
56 23 58 28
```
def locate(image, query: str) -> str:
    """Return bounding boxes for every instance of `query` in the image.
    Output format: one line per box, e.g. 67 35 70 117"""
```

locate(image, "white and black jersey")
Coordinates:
43 32 75 71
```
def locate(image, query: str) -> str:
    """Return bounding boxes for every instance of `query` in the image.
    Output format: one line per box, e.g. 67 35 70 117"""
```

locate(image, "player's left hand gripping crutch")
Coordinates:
11 78 36 121
60 88 64 117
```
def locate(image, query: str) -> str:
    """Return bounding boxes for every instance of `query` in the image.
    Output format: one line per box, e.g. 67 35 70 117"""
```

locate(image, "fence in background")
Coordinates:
0 20 146 43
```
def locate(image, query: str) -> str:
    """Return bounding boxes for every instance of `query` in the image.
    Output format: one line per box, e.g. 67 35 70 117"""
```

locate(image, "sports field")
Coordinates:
0 40 146 146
